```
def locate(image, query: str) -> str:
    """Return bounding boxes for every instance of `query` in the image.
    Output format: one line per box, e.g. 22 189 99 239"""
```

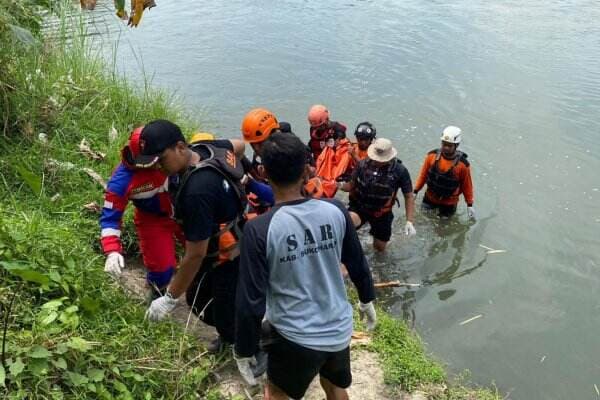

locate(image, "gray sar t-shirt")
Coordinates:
234 198 375 356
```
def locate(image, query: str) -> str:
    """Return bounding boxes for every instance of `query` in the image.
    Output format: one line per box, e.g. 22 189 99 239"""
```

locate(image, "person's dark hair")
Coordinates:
262 132 307 186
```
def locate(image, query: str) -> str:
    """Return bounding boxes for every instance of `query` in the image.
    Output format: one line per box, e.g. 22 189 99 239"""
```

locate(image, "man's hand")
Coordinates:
467 206 476 220
404 221 417 237
145 294 178 321
348 143 357 159
358 302 377 331
104 252 124 277
233 350 258 386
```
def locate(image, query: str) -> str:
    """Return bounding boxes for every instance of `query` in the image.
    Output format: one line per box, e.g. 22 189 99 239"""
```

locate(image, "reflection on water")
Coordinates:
371 210 491 325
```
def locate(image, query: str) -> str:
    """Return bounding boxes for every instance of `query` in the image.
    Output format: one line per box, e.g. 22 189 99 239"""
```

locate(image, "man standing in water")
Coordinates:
307 104 347 160
342 138 416 252
234 132 376 400
413 126 475 219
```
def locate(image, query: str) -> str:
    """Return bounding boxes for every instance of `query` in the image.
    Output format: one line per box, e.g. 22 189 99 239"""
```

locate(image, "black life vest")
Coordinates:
425 149 469 198
173 143 248 266
351 159 401 215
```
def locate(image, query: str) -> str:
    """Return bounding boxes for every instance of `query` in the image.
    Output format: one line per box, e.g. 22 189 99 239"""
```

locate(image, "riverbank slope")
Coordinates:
0 2 500 399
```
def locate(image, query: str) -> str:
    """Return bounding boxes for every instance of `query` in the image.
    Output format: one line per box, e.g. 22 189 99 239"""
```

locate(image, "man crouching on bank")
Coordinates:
233 132 377 400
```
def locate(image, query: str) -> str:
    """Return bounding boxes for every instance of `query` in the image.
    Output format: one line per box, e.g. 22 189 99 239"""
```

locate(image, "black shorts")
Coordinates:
422 196 457 217
348 206 393 242
262 327 351 399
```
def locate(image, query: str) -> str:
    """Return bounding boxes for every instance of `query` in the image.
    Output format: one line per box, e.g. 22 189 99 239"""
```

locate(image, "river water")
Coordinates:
77 1 600 398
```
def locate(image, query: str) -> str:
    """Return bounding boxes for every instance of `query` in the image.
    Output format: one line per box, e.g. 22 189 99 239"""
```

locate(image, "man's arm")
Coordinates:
167 239 208 298
171 173 223 296
100 164 132 255
339 162 360 192
336 203 375 304
413 154 433 193
229 138 246 159
145 238 209 321
397 165 415 222
403 192 415 222
461 165 474 206
234 221 269 357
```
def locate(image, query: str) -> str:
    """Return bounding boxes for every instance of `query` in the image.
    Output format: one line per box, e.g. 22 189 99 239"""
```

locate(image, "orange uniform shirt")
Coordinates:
345 143 369 174
414 151 474 206
352 143 369 161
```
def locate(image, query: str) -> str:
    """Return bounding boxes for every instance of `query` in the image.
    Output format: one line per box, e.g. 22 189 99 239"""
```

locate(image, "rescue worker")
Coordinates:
337 121 377 182
137 120 258 362
307 104 347 160
234 132 376 399
350 122 376 164
241 108 322 199
413 126 475 219
240 108 283 182
192 128 274 215
100 126 183 298
342 138 416 252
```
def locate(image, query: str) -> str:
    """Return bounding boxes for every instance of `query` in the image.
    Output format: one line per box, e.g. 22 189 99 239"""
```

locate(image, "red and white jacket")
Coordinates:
99 128 173 254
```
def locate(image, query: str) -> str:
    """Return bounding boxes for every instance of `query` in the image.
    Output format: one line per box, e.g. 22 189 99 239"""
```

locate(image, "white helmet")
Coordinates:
440 126 462 144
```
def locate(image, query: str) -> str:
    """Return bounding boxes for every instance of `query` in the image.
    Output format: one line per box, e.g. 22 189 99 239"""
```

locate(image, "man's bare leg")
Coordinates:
320 376 349 400
349 211 362 228
265 380 289 400
373 238 387 252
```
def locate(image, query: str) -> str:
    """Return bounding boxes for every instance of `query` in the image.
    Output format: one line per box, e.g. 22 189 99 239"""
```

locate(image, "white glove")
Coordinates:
467 206 476 220
145 293 178 321
404 221 416 237
104 252 124 276
358 302 377 331
233 349 258 386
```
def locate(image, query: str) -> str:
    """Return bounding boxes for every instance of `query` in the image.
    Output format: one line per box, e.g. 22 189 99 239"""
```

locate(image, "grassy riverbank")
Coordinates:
1 2 499 399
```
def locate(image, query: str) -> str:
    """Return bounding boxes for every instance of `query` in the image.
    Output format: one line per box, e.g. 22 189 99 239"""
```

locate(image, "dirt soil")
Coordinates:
118 263 401 399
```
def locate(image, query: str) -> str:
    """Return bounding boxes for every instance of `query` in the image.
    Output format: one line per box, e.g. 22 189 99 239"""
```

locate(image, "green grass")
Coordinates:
370 311 446 391
0 2 221 399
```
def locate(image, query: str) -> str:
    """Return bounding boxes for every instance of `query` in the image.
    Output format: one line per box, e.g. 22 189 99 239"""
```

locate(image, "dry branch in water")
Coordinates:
459 314 482 326
374 281 421 288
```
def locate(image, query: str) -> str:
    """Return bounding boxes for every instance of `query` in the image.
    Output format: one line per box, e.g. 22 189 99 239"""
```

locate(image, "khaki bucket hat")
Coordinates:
367 138 397 162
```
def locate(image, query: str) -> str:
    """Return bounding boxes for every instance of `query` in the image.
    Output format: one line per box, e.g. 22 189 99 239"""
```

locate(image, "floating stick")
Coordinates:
373 281 421 288
479 244 507 254
459 314 483 325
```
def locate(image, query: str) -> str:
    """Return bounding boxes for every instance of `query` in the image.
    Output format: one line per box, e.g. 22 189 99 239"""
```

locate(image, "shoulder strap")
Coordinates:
174 144 247 217
458 151 470 167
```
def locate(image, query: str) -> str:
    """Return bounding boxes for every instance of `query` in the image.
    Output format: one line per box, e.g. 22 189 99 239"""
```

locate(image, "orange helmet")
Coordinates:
308 104 329 127
241 108 280 143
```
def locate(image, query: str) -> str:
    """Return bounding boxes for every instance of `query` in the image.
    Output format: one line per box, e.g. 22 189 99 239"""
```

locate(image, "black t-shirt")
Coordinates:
351 158 413 194
390 161 413 194
174 140 242 242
